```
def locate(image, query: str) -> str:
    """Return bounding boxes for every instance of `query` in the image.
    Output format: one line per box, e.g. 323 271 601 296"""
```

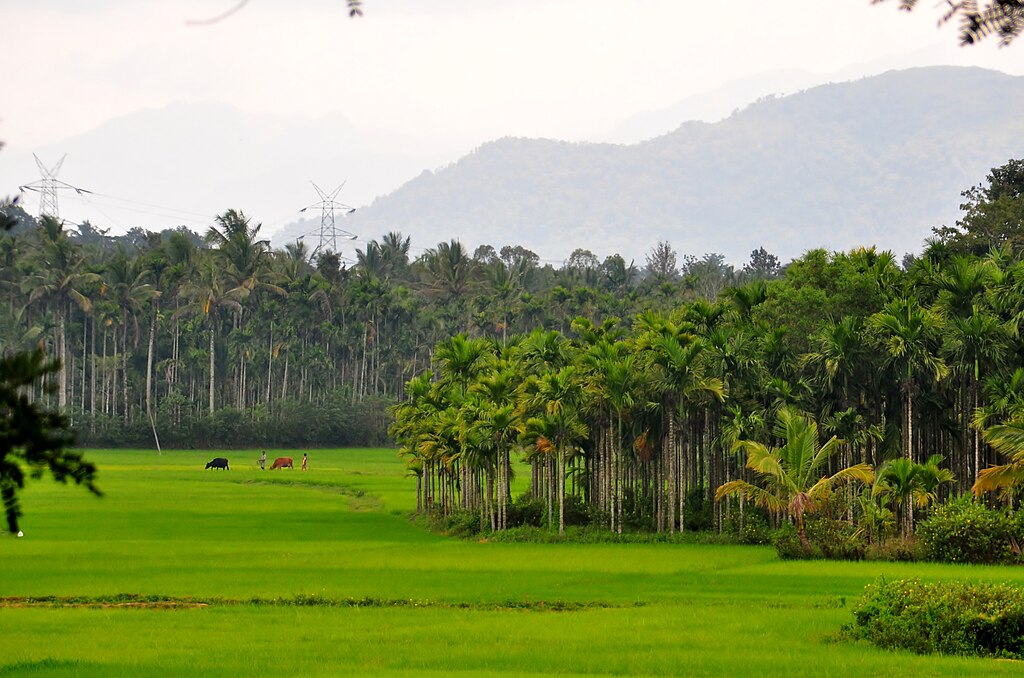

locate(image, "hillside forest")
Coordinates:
5 159 1024 546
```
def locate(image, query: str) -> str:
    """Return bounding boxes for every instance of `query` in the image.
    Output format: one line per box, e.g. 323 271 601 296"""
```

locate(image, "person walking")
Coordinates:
259 450 267 470
301 453 308 471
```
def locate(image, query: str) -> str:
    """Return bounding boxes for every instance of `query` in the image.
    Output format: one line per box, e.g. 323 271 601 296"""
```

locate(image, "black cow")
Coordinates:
205 457 229 470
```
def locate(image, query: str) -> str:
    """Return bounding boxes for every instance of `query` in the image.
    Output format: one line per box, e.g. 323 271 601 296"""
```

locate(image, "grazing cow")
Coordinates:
205 457 229 470
270 456 294 470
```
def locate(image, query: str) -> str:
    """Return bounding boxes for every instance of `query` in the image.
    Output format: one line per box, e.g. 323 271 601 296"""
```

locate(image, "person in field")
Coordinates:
301 453 308 471
259 450 267 470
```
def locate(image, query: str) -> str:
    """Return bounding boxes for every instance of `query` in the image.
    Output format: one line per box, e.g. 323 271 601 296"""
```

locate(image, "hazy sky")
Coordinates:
5 0 1024 149
4 1 1024 253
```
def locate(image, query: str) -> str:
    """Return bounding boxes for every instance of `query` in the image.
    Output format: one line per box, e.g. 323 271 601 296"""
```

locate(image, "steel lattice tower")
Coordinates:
23 154 68 219
302 181 357 258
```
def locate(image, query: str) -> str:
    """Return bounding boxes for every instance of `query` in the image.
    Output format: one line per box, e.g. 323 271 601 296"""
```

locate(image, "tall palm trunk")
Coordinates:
122 314 129 424
558 448 566 535
146 305 156 421
667 407 677 534
266 321 273 407
57 308 67 409
90 314 96 432
209 323 215 415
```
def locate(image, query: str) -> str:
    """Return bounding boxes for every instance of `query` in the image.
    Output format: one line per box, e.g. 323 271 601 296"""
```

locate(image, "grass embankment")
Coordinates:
1 448 1022 676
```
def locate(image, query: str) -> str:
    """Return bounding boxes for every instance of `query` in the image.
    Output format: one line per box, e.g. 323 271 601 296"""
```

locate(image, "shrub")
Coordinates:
847 578 1024 658
722 510 774 545
864 537 925 562
683 486 713 532
772 523 817 559
442 510 482 538
770 516 866 560
507 494 546 528
916 496 1021 565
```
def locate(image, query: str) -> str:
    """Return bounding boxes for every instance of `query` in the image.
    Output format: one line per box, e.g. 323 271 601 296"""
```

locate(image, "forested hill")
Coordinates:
347 66 1024 263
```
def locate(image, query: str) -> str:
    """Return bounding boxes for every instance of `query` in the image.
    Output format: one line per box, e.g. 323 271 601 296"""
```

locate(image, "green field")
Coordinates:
2 448 1023 676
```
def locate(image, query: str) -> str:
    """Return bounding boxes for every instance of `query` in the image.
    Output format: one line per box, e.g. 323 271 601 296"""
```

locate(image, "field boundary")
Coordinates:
0 594 642 612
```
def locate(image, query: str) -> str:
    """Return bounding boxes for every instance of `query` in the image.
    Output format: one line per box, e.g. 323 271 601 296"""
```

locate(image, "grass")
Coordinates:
2 447 1024 675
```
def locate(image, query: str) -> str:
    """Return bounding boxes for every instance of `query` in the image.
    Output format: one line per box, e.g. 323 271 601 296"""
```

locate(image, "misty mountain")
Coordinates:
1 101 448 237
602 68 823 144
345 67 1024 264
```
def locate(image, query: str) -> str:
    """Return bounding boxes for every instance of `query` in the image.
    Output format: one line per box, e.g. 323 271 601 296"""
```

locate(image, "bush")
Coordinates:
683 486 713 532
507 494 546 528
864 537 925 562
722 510 774 545
770 516 866 560
442 510 482 538
847 578 1024 658
916 496 1021 565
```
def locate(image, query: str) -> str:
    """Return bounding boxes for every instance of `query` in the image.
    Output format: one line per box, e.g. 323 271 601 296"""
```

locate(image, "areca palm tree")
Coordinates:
716 408 873 553
520 366 588 535
914 454 956 513
643 331 725 533
802 315 866 412
877 457 920 540
943 307 1010 483
869 297 949 461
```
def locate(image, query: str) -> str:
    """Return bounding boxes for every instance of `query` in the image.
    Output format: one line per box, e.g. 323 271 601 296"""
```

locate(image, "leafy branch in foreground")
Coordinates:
876 0 1024 45
0 349 101 533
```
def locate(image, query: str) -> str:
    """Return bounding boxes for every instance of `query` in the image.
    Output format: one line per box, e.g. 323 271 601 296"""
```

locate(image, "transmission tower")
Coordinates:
300 181 357 258
20 154 77 220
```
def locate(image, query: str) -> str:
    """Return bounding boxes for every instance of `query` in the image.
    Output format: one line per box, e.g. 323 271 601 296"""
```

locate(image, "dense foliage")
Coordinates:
916 496 1022 564
389 159 1024 550
848 578 1024 658
0 204 768 448
9 159 1024 552
1 197 100 533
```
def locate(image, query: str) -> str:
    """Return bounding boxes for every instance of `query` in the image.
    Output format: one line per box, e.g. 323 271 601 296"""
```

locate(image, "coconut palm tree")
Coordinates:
103 247 159 423
21 217 100 409
716 407 873 553
177 258 247 414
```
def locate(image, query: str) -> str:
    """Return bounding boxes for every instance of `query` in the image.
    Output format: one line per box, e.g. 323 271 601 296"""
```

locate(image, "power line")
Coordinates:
19 154 81 220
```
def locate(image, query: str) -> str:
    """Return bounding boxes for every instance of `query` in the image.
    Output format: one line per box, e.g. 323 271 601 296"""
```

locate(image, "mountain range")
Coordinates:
6 66 1024 266
334 66 1024 264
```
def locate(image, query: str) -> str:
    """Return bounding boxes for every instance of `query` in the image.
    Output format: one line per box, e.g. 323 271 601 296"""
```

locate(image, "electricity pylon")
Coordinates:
20 154 78 220
300 181 357 258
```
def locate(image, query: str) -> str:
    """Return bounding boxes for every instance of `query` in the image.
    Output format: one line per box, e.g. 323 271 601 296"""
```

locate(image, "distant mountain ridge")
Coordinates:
0 101 448 239
346 66 1024 263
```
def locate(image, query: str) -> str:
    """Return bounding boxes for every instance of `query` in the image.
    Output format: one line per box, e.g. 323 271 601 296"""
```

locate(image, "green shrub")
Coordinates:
864 537 924 562
507 494 546 528
916 496 1021 565
772 523 817 559
847 578 1024 658
683 486 713 532
444 510 482 538
770 516 865 560
722 510 773 545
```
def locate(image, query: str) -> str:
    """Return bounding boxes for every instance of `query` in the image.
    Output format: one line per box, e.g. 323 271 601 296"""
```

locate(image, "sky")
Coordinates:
3 0 1024 255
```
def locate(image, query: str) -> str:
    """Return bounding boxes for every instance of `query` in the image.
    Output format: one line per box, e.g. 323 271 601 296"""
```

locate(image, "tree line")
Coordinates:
0 200 768 449
390 159 1024 543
